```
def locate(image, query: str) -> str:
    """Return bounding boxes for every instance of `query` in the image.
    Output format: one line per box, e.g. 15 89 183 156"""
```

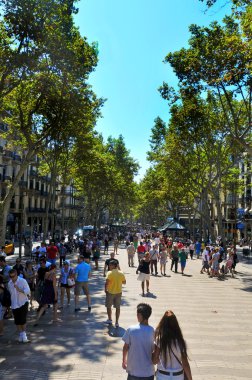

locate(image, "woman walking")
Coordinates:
58 261 75 308
34 264 59 325
159 247 168 276
152 310 193 380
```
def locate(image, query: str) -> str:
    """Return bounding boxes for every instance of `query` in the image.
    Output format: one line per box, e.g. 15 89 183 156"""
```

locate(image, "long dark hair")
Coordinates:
155 310 188 367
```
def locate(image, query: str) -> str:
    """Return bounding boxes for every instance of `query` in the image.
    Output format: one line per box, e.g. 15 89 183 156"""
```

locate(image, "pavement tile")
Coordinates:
1 246 252 379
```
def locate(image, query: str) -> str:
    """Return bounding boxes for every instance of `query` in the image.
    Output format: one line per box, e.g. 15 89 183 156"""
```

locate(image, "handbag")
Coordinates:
67 277 75 287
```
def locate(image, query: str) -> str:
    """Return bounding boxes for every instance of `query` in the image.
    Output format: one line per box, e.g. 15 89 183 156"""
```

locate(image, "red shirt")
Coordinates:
47 245 58 259
137 245 146 254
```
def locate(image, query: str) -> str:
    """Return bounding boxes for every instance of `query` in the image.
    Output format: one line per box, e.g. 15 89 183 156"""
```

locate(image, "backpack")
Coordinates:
2 286 11 307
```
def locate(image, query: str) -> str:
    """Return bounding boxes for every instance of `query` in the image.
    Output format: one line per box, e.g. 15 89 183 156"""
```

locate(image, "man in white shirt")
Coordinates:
122 303 154 380
8 268 30 343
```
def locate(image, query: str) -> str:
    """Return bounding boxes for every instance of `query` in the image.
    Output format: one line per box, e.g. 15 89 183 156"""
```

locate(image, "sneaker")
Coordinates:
74 308 81 312
88 306 91 312
115 323 119 328
22 337 30 343
104 319 112 325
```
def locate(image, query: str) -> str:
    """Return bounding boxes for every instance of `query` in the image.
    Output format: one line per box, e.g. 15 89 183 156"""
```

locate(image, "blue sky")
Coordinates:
75 0 230 180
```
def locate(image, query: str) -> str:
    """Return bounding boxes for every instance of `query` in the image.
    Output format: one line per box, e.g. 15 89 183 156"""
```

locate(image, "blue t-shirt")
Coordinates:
195 242 201 253
122 323 154 377
75 262 91 282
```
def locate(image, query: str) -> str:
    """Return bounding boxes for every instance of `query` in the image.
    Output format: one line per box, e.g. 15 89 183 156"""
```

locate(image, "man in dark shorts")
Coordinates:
8 269 30 343
103 252 120 277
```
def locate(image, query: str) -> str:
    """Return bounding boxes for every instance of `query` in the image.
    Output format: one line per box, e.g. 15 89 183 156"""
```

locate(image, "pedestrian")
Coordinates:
13 258 24 276
159 247 168 276
104 237 109 254
114 236 119 254
0 282 11 336
209 248 220 277
8 269 30 343
34 264 59 325
178 247 187 275
74 255 92 312
23 261 36 308
103 252 120 277
152 310 193 380
189 242 195 260
46 241 58 265
200 246 210 275
122 303 155 380
0 256 12 285
195 240 201 259
136 252 151 296
35 258 49 312
58 242 67 268
127 242 135 267
58 261 75 308
137 242 146 263
170 245 179 273
105 259 126 327
149 245 159 275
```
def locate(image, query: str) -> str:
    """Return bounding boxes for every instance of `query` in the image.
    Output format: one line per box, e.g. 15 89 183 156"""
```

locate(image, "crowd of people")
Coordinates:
0 231 240 379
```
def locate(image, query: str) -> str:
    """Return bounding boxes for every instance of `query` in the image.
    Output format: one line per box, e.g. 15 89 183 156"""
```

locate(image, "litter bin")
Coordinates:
243 248 250 257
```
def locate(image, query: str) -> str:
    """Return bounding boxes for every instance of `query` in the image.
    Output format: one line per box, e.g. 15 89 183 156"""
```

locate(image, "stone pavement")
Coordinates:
1 246 252 380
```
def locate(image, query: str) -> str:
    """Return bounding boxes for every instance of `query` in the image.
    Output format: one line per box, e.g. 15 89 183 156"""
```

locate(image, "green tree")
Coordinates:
160 15 252 155
0 0 102 243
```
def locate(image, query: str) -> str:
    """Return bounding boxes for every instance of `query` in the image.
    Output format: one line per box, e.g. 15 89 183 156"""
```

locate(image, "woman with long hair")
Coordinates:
152 310 192 380
33 264 60 326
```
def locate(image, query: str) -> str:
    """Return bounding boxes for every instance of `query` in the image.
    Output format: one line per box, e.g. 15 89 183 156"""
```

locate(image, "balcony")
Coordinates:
26 207 46 214
2 150 13 160
40 190 49 197
29 169 38 177
19 180 28 188
3 175 12 181
13 154 22 163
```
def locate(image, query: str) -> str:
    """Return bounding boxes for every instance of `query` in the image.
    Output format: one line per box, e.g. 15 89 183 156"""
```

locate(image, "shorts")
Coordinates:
74 281 89 296
180 260 186 268
12 302 29 325
105 292 122 308
137 273 150 282
61 283 71 289
48 258 56 265
203 261 209 269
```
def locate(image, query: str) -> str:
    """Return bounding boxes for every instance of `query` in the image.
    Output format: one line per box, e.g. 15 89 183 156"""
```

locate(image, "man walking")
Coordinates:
122 303 154 380
105 260 126 327
74 255 92 312
103 252 120 277
8 269 30 343
170 244 179 273
127 242 135 267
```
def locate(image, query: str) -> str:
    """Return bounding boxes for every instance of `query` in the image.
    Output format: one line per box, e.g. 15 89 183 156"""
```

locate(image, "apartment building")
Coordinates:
0 122 82 241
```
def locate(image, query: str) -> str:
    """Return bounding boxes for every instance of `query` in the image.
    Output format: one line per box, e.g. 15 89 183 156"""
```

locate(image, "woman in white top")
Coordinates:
152 310 192 380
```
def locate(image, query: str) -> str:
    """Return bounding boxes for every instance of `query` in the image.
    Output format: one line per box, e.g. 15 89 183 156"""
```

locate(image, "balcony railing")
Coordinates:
2 150 13 159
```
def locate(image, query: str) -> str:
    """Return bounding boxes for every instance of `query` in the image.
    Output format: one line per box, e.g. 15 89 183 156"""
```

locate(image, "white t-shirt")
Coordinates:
156 341 183 372
122 323 154 377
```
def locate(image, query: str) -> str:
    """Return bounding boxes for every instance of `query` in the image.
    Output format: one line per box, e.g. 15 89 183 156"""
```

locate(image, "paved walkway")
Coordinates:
1 246 252 380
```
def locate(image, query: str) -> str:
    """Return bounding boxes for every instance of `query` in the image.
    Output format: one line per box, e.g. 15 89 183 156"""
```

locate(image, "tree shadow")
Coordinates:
107 325 126 338
0 253 130 377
